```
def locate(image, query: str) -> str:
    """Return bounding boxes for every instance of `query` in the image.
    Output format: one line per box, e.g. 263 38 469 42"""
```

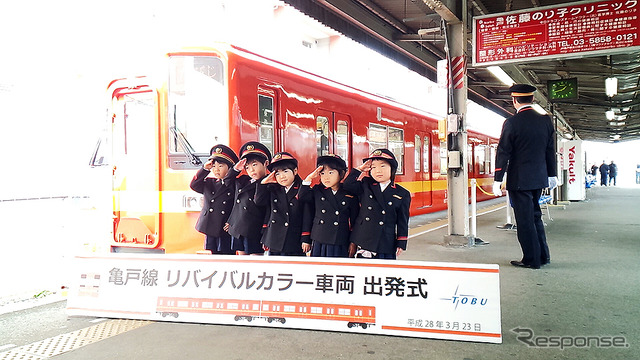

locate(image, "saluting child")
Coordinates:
343 149 411 259
225 141 272 255
255 152 310 256
189 144 239 255
299 154 359 258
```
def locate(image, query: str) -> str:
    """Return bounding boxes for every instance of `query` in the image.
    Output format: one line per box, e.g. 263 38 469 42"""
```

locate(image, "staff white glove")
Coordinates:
548 176 558 190
492 181 503 196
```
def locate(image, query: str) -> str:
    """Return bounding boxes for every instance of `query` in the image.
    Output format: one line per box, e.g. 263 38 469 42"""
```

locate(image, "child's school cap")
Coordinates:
208 144 239 167
239 141 272 162
363 148 398 170
317 154 347 171
268 152 297 171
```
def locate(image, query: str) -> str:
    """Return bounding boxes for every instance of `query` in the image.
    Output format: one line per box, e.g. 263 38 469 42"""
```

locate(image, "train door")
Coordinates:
315 110 352 168
108 83 160 252
415 131 433 208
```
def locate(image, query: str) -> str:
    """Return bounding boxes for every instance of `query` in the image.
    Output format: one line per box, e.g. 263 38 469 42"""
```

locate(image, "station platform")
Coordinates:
0 185 637 359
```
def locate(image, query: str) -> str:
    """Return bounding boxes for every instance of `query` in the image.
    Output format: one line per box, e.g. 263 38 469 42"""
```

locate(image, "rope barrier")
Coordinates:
475 182 495 196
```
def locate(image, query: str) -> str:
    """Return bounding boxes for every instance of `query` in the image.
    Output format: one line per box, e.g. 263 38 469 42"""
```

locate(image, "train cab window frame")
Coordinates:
167 55 228 169
258 94 275 156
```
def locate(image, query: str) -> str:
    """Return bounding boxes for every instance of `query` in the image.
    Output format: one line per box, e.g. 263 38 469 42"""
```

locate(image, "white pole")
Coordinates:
470 179 477 239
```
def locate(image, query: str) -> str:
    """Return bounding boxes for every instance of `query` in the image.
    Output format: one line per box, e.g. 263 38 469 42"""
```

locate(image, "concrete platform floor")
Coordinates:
1 185 638 360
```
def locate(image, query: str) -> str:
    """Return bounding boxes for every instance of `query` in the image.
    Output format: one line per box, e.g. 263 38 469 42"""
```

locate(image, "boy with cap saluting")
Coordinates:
190 144 239 254
299 154 359 258
343 149 411 259
225 141 272 255
255 152 311 256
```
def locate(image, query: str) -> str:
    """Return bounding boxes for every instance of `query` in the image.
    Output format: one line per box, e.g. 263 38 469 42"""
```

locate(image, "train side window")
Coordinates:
423 136 430 174
477 145 486 174
368 123 387 152
414 135 421 173
467 145 474 174
489 146 496 174
388 127 404 174
258 95 274 155
336 120 349 165
316 116 329 156
440 141 448 175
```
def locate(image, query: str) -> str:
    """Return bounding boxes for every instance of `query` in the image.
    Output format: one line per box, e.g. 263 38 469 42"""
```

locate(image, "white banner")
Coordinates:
66 254 502 343
562 140 586 201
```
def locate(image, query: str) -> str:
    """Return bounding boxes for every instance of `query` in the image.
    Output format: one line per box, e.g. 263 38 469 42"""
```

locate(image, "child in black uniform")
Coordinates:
225 141 271 255
255 152 310 256
343 149 411 259
189 144 239 254
300 154 359 258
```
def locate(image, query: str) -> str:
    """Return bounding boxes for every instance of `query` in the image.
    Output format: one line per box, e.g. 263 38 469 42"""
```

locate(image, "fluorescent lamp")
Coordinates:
531 104 547 115
487 66 515 86
605 77 618 97
606 110 615 120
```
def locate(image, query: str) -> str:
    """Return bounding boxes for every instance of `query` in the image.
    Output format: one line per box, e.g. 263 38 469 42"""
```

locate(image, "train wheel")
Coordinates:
234 315 240 321
161 313 167 318
267 318 273 323
172 313 179 318
279 318 286 324
247 317 253 322
347 322 354 328
361 324 368 329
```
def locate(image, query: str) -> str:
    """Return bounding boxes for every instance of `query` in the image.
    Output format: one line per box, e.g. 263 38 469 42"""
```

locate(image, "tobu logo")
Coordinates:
441 285 488 310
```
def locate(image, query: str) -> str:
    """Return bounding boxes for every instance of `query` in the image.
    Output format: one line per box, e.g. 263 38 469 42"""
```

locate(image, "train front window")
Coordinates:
168 55 228 157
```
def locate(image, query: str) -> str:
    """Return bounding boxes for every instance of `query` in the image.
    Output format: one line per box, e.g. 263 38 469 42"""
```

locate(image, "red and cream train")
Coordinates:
92 43 498 254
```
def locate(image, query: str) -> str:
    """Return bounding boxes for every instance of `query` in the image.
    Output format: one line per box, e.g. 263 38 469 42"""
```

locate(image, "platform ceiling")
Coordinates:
282 0 640 142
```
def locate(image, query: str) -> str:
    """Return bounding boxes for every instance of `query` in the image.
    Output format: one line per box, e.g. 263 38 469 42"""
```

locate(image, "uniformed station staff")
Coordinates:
493 84 558 270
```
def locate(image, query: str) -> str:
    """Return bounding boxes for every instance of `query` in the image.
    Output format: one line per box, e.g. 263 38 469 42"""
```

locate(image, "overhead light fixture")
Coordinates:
562 132 574 139
609 121 626 126
487 66 515 86
606 109 615 120
605 77 618 97
611 134 621 140
531 104 547 115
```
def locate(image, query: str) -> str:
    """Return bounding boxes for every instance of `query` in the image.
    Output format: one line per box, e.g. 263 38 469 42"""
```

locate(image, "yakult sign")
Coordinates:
562 140 585 200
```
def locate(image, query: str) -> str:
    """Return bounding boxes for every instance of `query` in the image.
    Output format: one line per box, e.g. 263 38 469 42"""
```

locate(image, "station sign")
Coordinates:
473 0 640 66
66 254 502 343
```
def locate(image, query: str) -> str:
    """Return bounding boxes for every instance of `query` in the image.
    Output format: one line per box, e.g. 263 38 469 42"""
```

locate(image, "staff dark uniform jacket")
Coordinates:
494 93 556 190
226 142 271 243
299 155 359 249
190 144 238 238
344 149 411 255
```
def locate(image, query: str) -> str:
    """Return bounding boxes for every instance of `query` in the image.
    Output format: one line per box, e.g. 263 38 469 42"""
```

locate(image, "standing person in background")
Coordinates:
492 84 558 270
608 160 617 186
190 144 239 255
599 160 609 186
637 164 640 184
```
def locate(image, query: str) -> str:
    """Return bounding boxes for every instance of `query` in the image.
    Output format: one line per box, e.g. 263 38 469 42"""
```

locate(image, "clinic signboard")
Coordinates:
473 0 640 66
66 254 502 343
